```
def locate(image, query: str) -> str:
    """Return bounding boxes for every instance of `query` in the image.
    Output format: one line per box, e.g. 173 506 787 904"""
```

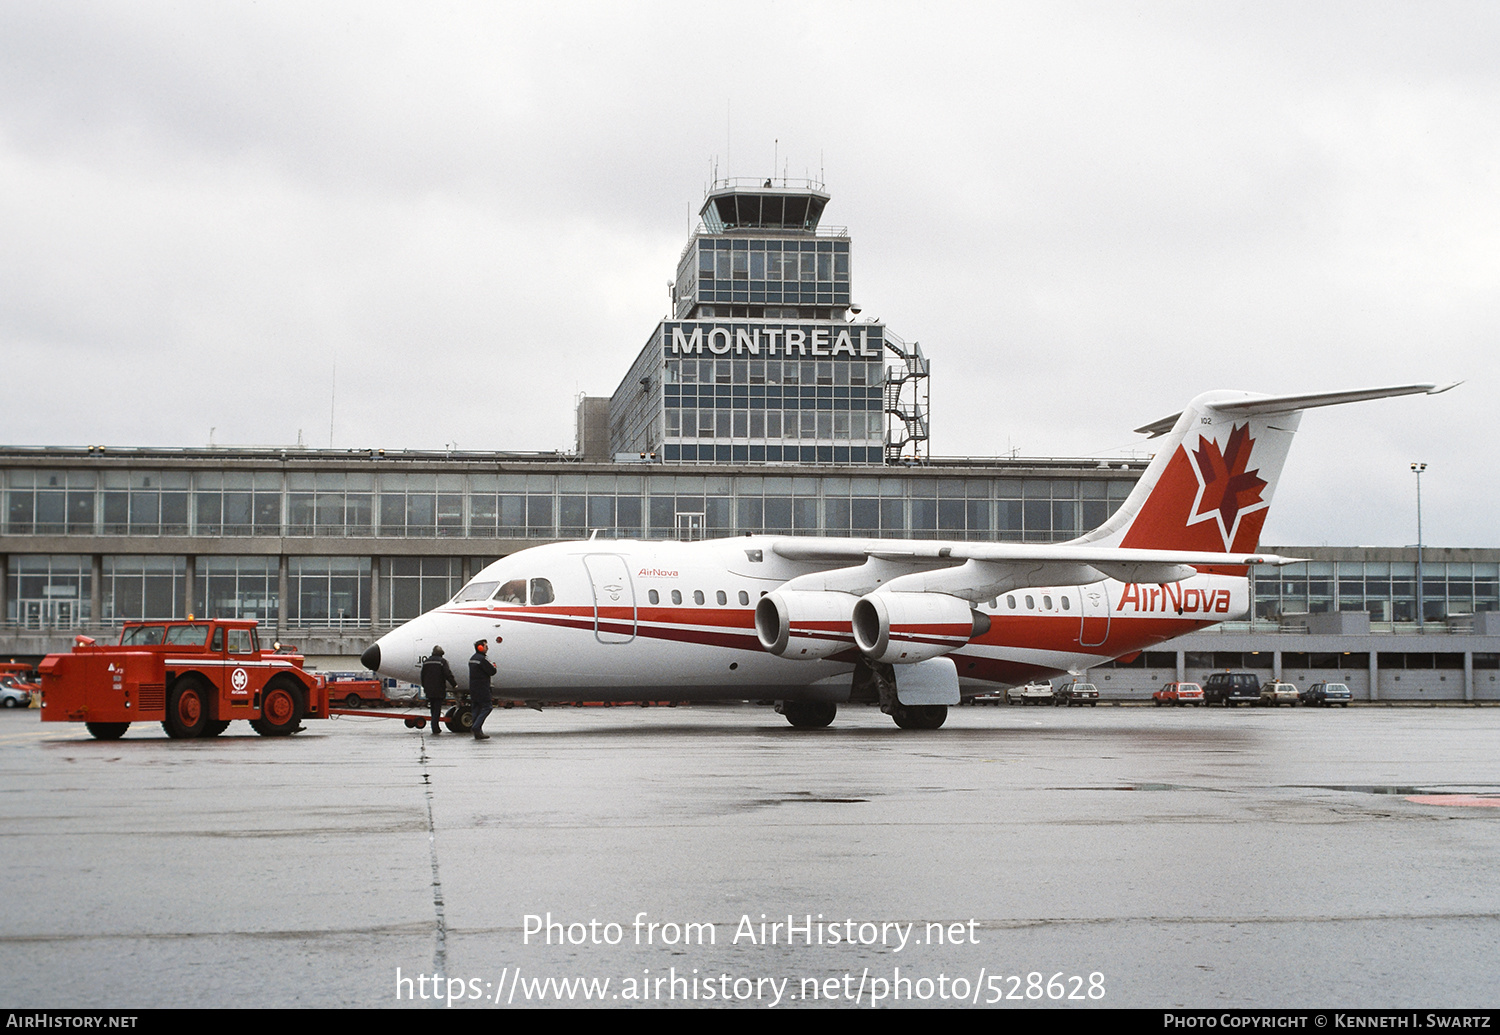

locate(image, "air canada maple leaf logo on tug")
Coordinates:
1183 422 1269 552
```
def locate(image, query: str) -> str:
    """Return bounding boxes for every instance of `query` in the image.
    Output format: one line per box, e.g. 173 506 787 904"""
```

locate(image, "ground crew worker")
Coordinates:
469 639 496 740
420 645 457 735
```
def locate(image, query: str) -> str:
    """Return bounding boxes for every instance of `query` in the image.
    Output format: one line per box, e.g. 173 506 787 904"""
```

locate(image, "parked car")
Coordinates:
968 689 1007 705
1202 671 1263 707
1301 681 1353 707
1259 680 1301 707
1005 681 1055 705
0 677 33 708
1054 681 1099 706
1153 681 1204 706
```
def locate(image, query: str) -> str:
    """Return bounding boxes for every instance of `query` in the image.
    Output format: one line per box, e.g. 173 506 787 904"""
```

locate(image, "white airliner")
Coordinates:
360 384 1453 729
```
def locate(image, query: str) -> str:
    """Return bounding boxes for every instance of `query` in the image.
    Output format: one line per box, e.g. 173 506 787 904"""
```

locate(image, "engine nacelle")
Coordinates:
852 592 990 664
755 591 857 660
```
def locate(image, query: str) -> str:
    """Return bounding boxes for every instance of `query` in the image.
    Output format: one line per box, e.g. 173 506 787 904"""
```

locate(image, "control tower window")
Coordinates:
699 250 714 278
733 252 748 279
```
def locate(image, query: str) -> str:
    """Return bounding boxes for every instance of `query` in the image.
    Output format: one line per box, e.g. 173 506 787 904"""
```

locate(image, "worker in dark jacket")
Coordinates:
469 639 496 740
420 645 457 735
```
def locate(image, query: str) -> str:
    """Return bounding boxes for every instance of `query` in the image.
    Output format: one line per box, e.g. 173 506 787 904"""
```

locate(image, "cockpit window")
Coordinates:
164 624 211 646
120 625 165 645
227 628 257 654
453 581 499 603
495 579 527 604
491 577 555 605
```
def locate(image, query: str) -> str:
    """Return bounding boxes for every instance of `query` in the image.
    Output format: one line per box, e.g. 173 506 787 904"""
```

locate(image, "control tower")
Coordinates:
608 179 929 465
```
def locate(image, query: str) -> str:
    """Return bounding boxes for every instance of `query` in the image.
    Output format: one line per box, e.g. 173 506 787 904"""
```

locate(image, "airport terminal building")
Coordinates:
3 180 1496 699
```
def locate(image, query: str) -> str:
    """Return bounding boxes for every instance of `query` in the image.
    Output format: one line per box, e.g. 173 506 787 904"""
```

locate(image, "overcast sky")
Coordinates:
1 1 1494 548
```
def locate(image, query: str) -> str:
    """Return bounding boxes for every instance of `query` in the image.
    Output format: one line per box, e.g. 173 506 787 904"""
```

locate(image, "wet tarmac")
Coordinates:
1 703 1497 1009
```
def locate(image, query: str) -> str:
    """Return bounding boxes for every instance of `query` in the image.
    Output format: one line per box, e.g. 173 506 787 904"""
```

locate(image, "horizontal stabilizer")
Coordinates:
1133 382 1457 438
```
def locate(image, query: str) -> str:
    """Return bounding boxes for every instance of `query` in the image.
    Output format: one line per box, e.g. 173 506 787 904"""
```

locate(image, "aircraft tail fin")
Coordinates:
1076 383 1456 555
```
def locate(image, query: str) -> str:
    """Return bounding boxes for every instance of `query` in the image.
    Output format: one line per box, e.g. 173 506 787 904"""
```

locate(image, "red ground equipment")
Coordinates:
39 619 328 741
327 677 386 709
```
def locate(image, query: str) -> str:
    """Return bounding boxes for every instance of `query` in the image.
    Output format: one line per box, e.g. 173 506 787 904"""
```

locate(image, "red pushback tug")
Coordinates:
39 619 328 741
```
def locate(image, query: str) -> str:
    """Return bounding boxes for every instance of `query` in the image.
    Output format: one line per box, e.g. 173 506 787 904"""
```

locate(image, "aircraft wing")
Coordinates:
770 538 1296 602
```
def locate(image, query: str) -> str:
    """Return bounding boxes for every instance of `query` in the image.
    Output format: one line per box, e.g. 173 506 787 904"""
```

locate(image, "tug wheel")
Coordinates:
163 678 210 739
251 681 304 737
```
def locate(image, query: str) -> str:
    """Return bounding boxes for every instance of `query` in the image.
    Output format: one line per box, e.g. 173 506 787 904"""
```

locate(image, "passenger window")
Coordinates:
1061 596 1071 610
529 579 554 605
1025 595 1035 609
1043 595 1053 610
671 590 682 605
716 590 727 605
648 590 659 605
495 579 527 604
693 590 705 605
1006 595 1016 609
738 591 749 605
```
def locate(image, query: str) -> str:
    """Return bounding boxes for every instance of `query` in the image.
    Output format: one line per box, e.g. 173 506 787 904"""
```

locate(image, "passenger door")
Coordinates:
583 554 636 644
1079 584 1110 647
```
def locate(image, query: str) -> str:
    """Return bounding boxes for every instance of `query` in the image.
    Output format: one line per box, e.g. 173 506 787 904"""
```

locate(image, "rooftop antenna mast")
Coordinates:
329 357 336 449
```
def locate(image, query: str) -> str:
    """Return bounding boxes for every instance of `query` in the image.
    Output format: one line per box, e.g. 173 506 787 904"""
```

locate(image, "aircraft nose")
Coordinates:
360 643 381 672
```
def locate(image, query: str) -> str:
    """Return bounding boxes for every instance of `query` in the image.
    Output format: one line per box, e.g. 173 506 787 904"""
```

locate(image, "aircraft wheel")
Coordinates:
251 680 305 737
891 703 947 730
446 705 474 734
163 677 210 739
85 722 130 740
781 701 837 728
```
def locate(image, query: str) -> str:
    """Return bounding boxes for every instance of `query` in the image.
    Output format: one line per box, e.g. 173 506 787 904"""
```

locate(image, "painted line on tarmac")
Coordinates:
1407 794 1500 807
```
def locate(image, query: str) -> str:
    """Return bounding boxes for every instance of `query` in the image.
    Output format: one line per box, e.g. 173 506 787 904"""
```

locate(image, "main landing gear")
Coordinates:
780 700 837 728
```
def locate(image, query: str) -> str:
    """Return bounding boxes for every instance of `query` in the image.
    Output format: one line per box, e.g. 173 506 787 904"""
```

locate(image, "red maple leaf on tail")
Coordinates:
1190 423 1267 543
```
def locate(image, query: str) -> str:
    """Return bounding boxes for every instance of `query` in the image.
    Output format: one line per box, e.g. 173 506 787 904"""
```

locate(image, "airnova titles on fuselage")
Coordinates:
360 383 1454 730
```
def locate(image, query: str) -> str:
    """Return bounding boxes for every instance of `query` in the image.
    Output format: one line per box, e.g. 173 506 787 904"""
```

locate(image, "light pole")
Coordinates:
1411 462 1426 630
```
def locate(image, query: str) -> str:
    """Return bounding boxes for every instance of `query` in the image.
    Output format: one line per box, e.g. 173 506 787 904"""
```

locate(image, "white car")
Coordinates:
1259 680 1301 707
1005 681 1055 705
0 677 33 708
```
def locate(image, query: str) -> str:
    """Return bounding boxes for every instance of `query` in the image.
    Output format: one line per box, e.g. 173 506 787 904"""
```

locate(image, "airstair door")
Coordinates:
583 554 636 644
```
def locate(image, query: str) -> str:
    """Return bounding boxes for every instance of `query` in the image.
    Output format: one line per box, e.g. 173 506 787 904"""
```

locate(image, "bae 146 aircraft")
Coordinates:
360 384 1452 730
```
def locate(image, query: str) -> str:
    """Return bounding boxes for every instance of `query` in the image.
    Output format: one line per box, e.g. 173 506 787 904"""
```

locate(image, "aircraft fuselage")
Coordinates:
369 537 1246 703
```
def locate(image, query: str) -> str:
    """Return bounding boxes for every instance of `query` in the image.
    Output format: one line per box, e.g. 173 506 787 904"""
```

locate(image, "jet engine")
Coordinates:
851 592 991 664
754 591 858 659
